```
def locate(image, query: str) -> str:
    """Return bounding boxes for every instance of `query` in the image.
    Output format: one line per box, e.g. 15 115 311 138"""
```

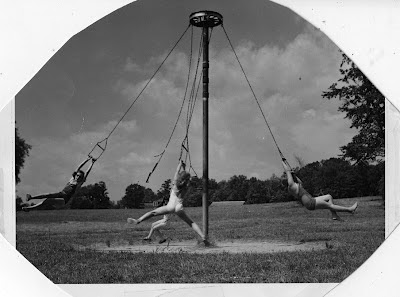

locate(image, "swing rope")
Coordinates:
147 26 213 181
88 24 191 161
221 25 292 170
180 27 214 177
146 25 196 182
180 25 198 164
179 28 208 177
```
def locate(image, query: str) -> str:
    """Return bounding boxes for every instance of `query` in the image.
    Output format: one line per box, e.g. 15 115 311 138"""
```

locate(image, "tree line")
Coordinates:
24 156 380 210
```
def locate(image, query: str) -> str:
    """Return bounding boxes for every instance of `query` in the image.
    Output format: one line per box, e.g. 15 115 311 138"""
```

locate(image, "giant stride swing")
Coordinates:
85 11 291 243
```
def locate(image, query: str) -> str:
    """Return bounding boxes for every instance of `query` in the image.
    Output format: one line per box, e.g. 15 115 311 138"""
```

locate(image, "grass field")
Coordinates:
16 196 384 283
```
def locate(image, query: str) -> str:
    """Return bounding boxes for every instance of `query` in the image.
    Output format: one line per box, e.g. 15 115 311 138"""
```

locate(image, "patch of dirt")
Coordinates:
76 239 329 254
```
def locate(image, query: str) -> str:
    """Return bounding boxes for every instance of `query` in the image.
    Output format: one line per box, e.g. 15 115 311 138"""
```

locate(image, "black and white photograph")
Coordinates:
2 0 399 296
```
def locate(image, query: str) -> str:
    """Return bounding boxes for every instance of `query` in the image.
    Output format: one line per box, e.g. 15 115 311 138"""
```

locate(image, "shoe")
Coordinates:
26 194 32 201
351 202 358 214
143 237 151 242
159 238 167 244
127 218 138 224
332 216 343 221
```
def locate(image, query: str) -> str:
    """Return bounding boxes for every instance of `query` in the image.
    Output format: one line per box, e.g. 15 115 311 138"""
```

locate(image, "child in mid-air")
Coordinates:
282 158 358 220
23 156 96 211
127 160 209 245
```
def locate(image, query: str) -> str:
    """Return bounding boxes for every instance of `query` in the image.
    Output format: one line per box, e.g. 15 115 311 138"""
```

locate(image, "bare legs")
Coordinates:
314 194 358 220
128 208 206 242
143 216 169 243
127 205 172 224
22 198 66 212
175 211 206 241
27 192 66 201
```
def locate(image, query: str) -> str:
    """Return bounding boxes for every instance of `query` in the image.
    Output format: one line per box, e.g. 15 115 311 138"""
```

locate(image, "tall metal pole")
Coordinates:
202 25 209 239
189 11 223 242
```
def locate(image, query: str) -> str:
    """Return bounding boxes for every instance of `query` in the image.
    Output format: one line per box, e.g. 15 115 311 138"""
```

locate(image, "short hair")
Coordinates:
176 171 191 190
73 170 85 181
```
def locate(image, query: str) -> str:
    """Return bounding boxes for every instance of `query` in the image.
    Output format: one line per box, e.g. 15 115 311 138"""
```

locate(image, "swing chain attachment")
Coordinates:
178 140 189 161
88 138 108 160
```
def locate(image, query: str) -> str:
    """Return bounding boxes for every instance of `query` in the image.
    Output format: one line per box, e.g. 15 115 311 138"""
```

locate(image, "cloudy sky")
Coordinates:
16 0 357 201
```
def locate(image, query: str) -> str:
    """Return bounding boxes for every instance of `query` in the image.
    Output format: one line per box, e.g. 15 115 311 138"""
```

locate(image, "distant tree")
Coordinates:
15 127 31 184
322 52 385 163
227 175 248 201
211 180 229 202
245 178 269 204
360 161 385 198
156 179 171 201
183 176 202 207
70 196 93 209
294 158 382 199
293 161 321 194
208 178 218 203
267 174 288 203
116 200 124 209
317 158 362 198
143 187 157 203
91 181 112 209
183 176 217 207
72 181 112 209
108 200 117 209
120 183 145 209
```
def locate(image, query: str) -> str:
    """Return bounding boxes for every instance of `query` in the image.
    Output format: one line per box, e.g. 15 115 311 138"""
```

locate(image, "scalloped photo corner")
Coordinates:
1 0 400 297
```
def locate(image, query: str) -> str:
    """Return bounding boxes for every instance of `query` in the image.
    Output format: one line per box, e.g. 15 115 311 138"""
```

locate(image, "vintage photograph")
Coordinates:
15 0 385 284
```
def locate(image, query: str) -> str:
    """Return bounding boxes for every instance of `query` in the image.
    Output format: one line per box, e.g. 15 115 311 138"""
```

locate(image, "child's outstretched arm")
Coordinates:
75 156 92 172
84 157 96 181
281 159 294 186
295 175 303 186
173 160 185 185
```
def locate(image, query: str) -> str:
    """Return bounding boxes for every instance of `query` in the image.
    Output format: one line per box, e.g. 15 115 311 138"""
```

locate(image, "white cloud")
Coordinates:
124 57 142 73
303 109 317 118
118 151 152 166
290 110 356 162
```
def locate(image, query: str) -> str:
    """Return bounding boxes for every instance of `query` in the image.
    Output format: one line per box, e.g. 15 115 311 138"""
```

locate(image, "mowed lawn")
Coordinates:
16 196 384 283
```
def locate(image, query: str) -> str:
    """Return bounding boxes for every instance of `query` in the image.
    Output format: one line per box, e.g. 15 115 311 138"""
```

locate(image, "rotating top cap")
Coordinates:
189 11 223 28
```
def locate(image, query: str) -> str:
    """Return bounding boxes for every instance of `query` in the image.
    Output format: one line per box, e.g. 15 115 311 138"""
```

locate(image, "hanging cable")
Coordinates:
146 25 196 182
88 24 191 161
180 29 204 168
180 27 214 177
221 25 291 168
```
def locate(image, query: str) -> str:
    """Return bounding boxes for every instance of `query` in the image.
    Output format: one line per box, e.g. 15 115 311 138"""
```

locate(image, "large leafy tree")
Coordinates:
143 188 157 203
120 183 145 209
183 176 217 207
211 180 229 202
245 177 269 204
226 175 249 201
322 52 385 163
15 127 31 184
